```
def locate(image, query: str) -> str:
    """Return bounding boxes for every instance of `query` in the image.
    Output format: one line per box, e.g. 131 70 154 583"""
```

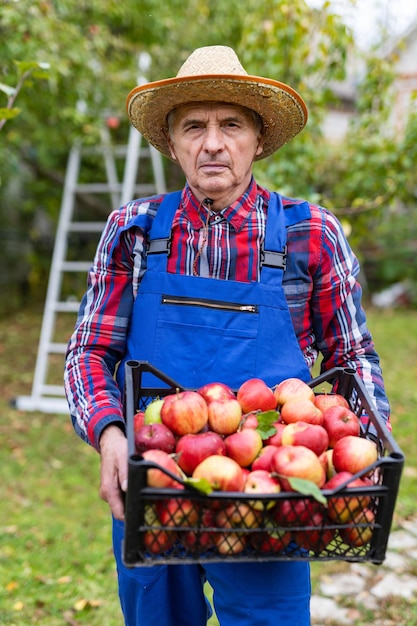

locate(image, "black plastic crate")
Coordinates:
122 361 404 567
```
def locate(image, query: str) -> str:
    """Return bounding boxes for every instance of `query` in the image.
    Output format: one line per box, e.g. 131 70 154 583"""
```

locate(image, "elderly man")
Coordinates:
65 46 389 626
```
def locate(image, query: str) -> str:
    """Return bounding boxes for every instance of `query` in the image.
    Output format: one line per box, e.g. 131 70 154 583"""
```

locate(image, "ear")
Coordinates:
255 136 264 158
165 132 177 161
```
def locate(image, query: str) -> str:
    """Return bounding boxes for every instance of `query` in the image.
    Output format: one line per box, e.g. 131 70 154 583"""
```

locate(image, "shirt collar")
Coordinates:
180 179 270 232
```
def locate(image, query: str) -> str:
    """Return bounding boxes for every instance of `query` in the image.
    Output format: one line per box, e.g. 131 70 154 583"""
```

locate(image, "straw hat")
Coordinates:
126 46 308 160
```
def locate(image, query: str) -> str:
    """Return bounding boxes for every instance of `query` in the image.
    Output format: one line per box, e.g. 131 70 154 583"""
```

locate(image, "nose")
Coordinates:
203 123 224 154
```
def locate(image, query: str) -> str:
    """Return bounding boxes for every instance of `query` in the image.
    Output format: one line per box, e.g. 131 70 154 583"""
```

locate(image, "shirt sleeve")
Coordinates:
64 203 149 450
309 206 390 425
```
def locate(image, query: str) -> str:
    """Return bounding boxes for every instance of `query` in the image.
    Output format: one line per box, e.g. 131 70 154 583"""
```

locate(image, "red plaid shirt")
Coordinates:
65 178 389 448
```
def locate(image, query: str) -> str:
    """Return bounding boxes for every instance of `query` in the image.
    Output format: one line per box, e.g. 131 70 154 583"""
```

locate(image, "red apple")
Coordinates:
220 502 262 529
281 421 329 456
134 422 176 454
271 496 319 527
237 378 277 413
241 412 259 429
319 448 336 480
133 411 145 432
207 398 242 435
271 445 326 491
264 421 286 447
175 431 226 476
251 524 293 554
324 471 372 523
156 497 199 528
180 507 216 550
143 505 177 554
280 398 324 426
332 435 378 476
252 445 280 472
322 405 361 448
197 381 235 404
144 398 164 424
214 508 248 555
224 428 263 468
192 455 245 492
273 377 314 407
161 390 208 435
292 510 336 555
142 449 184 489
314 392 349 412
340 507 375 547
244 469 281 510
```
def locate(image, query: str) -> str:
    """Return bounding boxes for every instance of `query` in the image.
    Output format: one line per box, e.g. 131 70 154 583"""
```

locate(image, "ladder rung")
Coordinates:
53 301 81 313
47 342 70 354
40 384 67 396
75 183 122 193
60 261 91 272
69 221 106 232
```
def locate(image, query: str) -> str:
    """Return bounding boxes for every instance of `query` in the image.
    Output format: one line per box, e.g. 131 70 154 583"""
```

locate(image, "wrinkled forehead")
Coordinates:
167 101 262 130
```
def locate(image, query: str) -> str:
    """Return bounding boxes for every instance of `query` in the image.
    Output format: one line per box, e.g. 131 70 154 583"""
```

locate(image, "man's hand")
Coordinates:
99 425 128 521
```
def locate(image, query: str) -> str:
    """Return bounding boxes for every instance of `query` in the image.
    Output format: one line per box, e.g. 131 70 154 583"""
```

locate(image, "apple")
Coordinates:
281 421 329 456
133 411 145 432
292 510 336 555
340 507 375 547
237 378 277 413
214 509 248 555
264 421 286 447
161 390 208 436
252 445 280 472
192 455 245 492
197 381 235 404
324 471 371 523
319 448 336 480
144 398 164 424
332 435 378 476
271 445 326 491
175 431 226 476
244 469 281 510
241 412 259 429
143 505 177 554
156 497 199 528
280 398 324 426
180 507 216 551
251 523 293 554
220 502 262 529
134 422 176 454
207 398 242 435
271 496 319 527
224 428 263 468
322 405 361 448
314 392 349 412
273 377 315 407
142 449 184 489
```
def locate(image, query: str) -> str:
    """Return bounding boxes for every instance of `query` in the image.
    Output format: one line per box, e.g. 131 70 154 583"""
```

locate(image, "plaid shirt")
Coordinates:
65 179 390 449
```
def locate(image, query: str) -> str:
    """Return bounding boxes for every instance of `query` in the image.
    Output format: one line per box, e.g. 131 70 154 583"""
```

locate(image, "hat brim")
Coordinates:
126 74 308 160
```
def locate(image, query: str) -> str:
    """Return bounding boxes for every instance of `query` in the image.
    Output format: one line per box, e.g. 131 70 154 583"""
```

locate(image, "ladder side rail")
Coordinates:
100 127 122 211
29 145 82 401
149 145 167 195
120 125 142 206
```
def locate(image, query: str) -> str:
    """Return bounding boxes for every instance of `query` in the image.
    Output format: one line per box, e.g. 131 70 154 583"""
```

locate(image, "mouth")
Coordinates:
200 162 228 173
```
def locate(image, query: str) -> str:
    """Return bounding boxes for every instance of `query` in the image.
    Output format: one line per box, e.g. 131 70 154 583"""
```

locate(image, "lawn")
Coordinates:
0 306 416 625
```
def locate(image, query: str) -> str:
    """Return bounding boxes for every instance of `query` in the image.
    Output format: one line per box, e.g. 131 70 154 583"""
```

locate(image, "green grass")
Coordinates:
0 306 416 625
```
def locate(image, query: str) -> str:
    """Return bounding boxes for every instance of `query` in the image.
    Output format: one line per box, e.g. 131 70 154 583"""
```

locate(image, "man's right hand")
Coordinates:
99 425 128 521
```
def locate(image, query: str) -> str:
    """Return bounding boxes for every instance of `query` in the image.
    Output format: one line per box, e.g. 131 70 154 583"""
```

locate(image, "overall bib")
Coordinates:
113 191 312 626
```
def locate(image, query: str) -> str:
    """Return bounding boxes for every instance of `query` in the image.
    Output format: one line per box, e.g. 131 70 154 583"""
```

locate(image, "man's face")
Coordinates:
167 102 263 210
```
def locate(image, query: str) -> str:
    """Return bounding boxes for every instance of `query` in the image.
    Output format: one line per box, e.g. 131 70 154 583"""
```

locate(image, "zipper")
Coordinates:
161 295 258 314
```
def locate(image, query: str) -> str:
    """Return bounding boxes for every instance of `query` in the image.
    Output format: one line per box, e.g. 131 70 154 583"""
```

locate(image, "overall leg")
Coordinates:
112 518 210 626
204 561 311 626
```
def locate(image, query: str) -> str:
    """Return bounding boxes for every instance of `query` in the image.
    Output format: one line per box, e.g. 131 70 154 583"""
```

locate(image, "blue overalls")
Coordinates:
113 191 312 626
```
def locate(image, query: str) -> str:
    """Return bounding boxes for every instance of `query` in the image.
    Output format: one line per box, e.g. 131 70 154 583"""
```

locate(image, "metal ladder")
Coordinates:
15 124 166 414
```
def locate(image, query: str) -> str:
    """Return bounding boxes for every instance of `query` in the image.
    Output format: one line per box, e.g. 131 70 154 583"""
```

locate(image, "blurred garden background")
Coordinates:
1 0 417 624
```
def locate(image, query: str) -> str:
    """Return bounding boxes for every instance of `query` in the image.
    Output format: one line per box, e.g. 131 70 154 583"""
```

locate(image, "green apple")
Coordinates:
144 398 164 424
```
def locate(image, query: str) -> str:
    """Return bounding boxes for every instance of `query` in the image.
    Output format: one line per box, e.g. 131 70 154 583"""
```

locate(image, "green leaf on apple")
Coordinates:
286 477 328 506
255 410 281 439
182 477 213 495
